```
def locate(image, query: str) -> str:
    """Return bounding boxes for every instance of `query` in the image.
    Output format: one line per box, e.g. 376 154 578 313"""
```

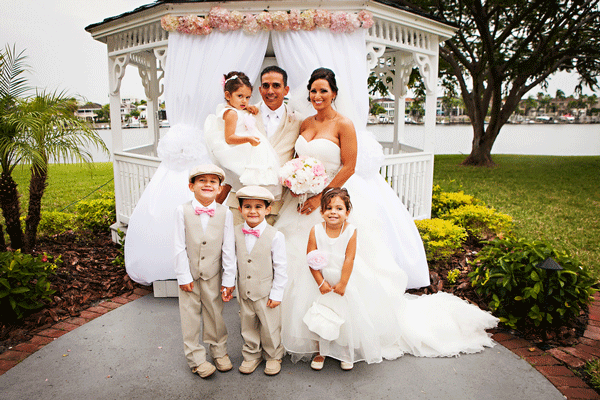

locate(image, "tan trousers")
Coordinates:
178 274 228 369
239 296 284 361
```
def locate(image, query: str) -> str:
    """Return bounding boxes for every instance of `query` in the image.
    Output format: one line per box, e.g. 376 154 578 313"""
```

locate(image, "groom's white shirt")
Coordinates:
260 102 285 139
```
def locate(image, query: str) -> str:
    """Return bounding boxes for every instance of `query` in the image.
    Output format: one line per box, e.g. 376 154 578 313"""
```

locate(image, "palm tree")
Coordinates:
0 45 30 250
7 91 108 251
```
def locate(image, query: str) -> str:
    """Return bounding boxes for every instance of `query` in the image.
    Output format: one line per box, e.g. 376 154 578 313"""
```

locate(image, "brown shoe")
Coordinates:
192 362 216 378
214 355 233 372
310 355 325 371
264 359 282 376
238 358 262 374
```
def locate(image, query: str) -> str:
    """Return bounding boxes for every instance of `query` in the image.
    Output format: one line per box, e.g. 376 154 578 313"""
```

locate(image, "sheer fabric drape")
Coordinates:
272 29 430 289
125 31 268 285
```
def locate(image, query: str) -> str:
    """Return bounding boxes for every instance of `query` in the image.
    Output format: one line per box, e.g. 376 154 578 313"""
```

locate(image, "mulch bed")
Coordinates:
0 230 145 355
0 232 590 356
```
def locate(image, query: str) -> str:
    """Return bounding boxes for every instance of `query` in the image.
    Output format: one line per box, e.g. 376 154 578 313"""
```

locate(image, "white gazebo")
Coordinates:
86 0 455 294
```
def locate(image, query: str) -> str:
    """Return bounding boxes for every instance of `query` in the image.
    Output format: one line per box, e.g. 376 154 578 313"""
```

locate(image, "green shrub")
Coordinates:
431 185 480 218
447 268 461 284
74 192 116 232
469 237 597 330
415 218 467 262
442 204 513 240
37 211 77 236
0 251 60 320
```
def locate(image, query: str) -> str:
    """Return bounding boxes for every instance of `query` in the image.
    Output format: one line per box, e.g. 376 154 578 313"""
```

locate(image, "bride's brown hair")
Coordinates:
307 68 338 102
320 187 352 212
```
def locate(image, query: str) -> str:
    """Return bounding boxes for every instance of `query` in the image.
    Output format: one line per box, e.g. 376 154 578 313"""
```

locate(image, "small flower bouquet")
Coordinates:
307 250 328 270
279 156 328 199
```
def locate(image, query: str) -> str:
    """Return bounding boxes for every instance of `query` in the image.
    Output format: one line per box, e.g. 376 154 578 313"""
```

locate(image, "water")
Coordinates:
89 124 600 162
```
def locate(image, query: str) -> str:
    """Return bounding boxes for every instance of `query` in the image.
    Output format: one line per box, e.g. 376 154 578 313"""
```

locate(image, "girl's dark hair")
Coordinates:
307 67 338 101
320 187 352 213
224 71 252 94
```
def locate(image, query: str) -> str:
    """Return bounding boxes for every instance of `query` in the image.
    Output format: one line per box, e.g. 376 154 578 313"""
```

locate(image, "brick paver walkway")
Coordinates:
1 289 598 399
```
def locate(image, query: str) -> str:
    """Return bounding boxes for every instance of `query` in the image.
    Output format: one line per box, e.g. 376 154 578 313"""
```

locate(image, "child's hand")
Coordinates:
246 105 259 115
266 299 281 308
180 282 194 292
221 286 235 302
332 282 347 296
247 136 261 147
319 280 333 294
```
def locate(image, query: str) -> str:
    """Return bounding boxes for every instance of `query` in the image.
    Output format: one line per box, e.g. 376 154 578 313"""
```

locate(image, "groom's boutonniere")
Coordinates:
288 111 299 123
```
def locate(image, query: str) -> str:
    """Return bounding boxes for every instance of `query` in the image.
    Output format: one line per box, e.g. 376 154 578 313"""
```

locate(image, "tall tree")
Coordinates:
406 0 600 165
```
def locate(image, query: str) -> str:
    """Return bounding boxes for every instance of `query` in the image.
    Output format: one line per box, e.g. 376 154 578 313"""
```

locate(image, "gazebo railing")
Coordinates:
379 152 433 220
113 152 160 226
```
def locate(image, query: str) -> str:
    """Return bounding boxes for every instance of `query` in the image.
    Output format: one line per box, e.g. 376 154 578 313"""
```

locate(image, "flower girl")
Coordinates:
293 187 500 371
302 187 374 371
204 71 281 196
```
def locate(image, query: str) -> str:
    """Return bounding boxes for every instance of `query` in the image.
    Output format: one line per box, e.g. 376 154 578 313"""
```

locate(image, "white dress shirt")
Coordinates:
242 220 287 302
260 102 285 139
173 199 236 287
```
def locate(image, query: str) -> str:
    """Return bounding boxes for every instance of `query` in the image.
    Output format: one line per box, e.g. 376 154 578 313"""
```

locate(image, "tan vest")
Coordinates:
235 224 277 301
183 202 227 281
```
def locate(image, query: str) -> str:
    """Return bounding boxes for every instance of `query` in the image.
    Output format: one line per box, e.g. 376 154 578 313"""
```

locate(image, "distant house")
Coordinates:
371 97 395 121
75 102 102 122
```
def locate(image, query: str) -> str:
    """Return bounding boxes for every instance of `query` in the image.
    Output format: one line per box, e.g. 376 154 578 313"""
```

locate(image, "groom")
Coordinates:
218 66 301 225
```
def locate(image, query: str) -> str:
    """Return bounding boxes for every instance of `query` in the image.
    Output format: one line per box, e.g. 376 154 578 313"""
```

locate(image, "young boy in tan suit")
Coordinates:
235 186 287 376
173 164 236 378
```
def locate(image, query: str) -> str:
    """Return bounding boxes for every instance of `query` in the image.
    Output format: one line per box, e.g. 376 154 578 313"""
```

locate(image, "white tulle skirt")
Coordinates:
275 181 499 364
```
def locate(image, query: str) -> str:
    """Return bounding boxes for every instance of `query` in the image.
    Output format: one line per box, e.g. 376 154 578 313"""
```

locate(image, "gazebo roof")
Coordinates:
85 0 448 32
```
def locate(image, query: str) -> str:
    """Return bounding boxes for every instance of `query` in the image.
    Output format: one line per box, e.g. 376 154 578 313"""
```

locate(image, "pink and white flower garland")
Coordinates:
161 8 374 36
279 156 328 196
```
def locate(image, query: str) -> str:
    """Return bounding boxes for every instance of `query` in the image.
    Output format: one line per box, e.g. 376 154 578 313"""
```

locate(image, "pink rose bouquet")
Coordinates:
307 250 328 271
279 156 329 196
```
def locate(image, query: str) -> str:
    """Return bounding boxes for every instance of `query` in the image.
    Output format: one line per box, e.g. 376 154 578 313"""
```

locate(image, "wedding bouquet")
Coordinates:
279 156 329 197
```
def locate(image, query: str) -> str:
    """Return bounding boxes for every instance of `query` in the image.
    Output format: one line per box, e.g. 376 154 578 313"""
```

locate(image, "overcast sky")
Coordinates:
2 0 596 105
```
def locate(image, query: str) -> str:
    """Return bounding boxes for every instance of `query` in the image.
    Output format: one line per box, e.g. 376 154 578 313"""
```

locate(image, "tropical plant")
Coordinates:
5 91 108 250
0 250 59 320
0 44 30 250
469 237 597 330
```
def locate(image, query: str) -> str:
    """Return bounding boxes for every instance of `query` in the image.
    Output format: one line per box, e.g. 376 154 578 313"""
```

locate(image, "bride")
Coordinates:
275 68 498 365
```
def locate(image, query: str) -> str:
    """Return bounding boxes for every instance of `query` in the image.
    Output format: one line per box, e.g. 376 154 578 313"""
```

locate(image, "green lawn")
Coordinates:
10 162 114 212
433 155 600 281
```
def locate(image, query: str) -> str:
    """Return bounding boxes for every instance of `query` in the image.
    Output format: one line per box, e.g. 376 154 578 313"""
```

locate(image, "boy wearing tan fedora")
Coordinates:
173 164 236 378
235 185 287 376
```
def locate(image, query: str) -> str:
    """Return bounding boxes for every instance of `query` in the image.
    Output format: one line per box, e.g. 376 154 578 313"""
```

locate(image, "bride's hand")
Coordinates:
298 194 321 215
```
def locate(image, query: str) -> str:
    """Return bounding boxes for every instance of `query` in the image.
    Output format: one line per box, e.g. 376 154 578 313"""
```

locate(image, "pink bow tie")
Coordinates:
194 207 215 217
242 228 260 238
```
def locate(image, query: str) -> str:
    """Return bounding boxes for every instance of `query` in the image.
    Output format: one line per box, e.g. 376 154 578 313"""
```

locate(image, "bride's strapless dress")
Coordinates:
275 136 499 363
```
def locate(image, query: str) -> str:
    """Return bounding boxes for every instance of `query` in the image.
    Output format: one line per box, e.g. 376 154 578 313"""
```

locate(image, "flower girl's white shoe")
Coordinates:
340 361 353 370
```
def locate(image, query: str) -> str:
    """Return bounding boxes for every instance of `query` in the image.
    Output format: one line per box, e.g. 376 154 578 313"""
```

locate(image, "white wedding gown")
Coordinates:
276 136 499 363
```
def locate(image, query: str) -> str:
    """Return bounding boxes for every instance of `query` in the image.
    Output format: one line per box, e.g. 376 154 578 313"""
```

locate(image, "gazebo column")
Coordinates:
414 47 439 218
108 54 129 240
414 45 439 153
393 53 414 153
137 49 166 156
108 54 128 153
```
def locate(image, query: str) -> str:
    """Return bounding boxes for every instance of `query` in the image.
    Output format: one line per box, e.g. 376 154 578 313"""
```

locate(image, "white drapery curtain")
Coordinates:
125 31 268 285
